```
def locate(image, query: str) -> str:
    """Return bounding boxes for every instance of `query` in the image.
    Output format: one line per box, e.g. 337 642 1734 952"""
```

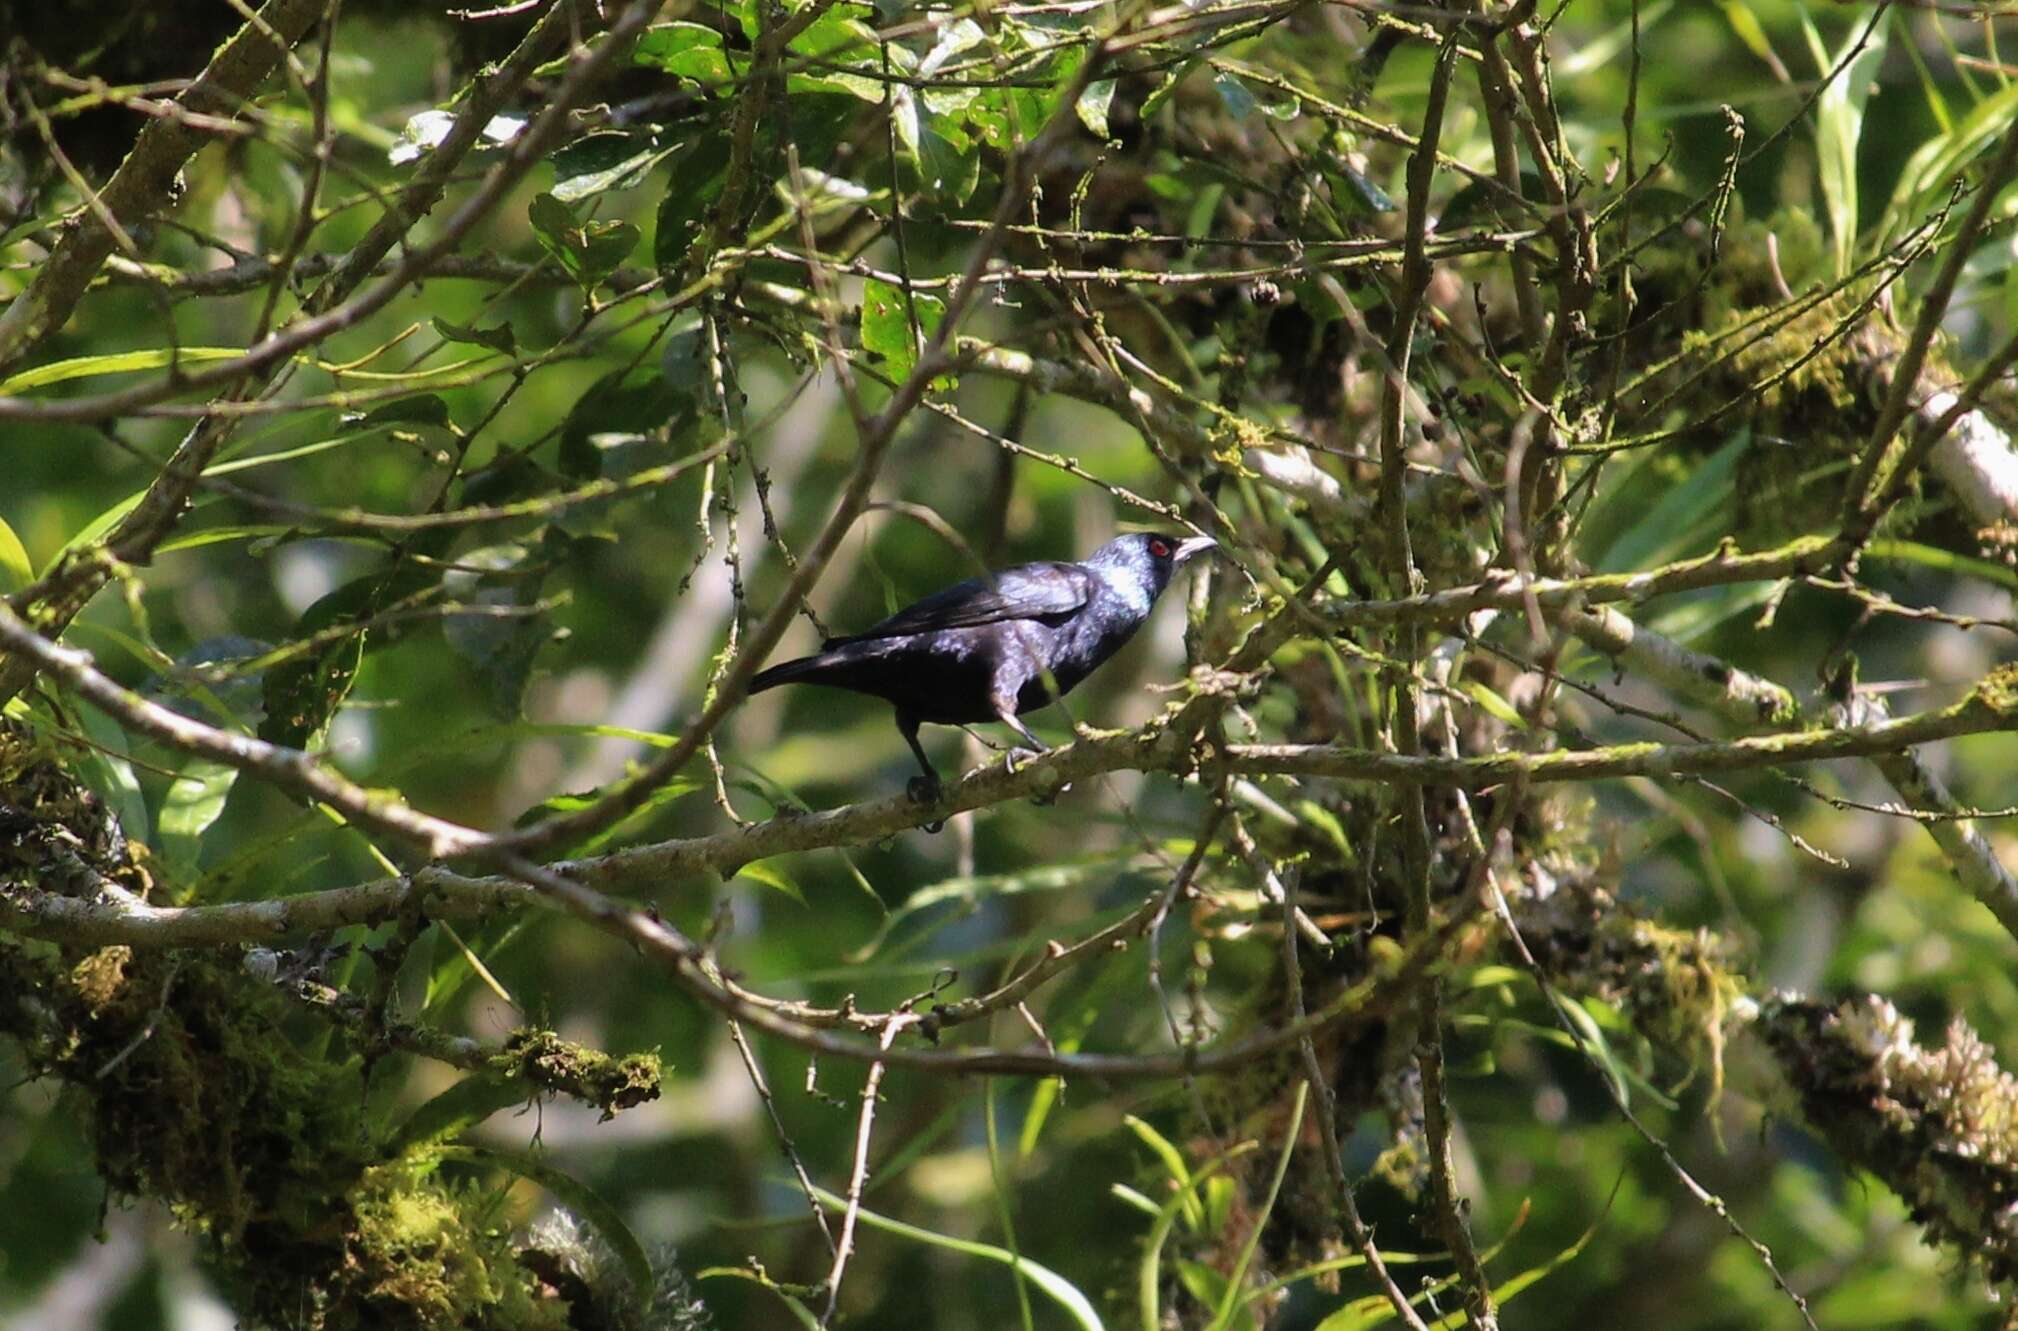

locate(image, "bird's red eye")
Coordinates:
1149 538 1171 558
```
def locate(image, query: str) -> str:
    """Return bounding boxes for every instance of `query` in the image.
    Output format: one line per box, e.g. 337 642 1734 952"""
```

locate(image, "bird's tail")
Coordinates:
749 652 832 693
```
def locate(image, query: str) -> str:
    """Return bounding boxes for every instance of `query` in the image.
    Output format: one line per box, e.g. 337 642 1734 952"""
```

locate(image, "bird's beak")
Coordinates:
1174 535 1217 564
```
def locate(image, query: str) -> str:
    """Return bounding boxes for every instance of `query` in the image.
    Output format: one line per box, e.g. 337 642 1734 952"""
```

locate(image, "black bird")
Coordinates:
750 532 1215 805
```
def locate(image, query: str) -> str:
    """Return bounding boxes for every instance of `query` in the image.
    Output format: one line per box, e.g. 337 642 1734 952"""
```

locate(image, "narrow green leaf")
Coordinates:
1802 7 1888 276
735 860 807 905
557 367 685 480
44 492 142 574
389 1073 531 1154
1206 1082 1303 1331
807 1185 1104 1331
1594 432 1748 573
0 346 242 396
0 514 30 593
1714 0 1779 73
1554 0 1674 77
1124 1115 1204 1231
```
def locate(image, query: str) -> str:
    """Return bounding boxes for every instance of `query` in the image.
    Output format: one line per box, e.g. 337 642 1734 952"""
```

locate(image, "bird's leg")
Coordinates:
994 705 1069 806
995 709 1049 772
897 711 946 833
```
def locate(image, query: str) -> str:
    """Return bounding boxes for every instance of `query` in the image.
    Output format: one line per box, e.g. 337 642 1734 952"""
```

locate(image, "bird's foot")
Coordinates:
907 775 946 834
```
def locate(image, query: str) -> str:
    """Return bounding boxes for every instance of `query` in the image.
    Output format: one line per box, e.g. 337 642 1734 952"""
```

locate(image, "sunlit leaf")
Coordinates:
0 346 243 395
631 22 733 88
735 860 807 905
1076 78 1117 137
860 276 947 387
0 514 30 593
388 109 525 165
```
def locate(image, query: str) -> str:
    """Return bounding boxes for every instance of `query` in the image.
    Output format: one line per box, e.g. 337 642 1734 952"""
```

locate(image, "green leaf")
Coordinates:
735 860 806 905
1713 0 1778 73
1212 70 1256 119
441 541 557 721
632 23 733 88
1884 84 2018 242
339 393 451 433
860 276 947 386
807 1185 1104 1331
1555 0 1675 77
43 492 142 574
919 17 986 81
1076 78 1117 137
1593 432 1748 574
1417 1202 1608 1330
432 316 517 355
1802 7 1887 276
388 109 525 165
1205 1082 1303 1331
158 759 238 877
0 346 243 396
557 368 686 480
1866 538 2018 592
511 778 703 857
1125 1115 1205 1231
1462 680 1528 730
786 11 888 101
529 191 640 292
652 131 733 272
71 703 150 846
258 550 445 748
389 1072 532 1154
1328 162 1395 216
1141 60 1196 121
551 130 677 202
0 514 30 594
915 116 979 205
1136 1147 1256 1331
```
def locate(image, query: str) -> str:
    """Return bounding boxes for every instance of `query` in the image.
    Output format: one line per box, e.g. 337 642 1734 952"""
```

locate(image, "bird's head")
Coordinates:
1088 531 1217 602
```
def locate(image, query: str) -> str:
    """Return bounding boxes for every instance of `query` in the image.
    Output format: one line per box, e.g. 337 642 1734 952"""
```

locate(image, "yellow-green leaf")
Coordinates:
0 346 243 395
0 514 30 593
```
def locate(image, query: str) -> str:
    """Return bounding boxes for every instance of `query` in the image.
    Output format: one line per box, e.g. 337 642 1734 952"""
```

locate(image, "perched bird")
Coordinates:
750 532 1215 806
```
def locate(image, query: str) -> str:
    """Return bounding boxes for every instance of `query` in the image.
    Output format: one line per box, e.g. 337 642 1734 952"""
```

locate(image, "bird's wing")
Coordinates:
826 562 1094 645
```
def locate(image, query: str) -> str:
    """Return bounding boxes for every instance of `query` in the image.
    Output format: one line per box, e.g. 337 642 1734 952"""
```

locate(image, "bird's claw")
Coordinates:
907 776 946 833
